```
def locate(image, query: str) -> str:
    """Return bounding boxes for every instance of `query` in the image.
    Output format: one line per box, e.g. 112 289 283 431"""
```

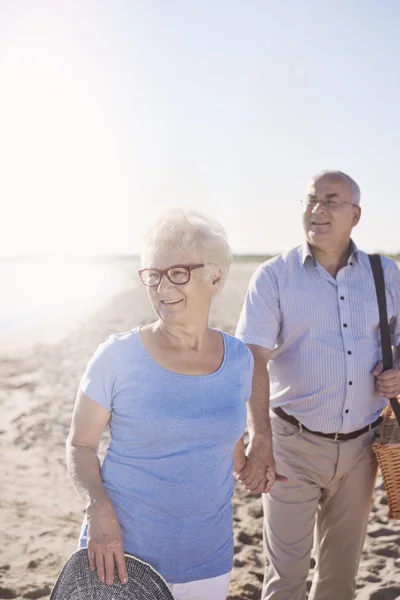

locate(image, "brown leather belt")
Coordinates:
272 407 383 441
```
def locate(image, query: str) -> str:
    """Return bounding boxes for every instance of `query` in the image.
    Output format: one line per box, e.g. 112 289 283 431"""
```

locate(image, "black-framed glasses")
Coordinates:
138 264 205 287
300 199 358 211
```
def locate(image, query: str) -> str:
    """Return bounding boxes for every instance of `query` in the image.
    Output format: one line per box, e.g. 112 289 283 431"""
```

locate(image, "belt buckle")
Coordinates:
334 432 339 442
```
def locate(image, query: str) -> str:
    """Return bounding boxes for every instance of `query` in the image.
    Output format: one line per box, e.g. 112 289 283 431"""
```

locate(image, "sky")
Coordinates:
1 0 399 257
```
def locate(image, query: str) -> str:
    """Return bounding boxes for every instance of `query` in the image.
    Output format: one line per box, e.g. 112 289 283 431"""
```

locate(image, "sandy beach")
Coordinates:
1 262 399 600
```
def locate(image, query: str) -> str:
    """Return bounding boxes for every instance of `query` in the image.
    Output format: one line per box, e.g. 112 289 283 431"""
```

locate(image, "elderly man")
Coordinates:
236 171 400 600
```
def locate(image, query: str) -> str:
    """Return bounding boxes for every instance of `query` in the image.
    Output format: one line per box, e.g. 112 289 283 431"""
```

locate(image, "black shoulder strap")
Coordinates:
368 253 400 424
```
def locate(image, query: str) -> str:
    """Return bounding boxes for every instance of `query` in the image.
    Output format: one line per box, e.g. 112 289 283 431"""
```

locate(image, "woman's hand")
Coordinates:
86 501 128 586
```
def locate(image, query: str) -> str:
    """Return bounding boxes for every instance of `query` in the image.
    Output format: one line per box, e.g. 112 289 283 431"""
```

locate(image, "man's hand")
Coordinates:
373 362 400 398
236 434 287 495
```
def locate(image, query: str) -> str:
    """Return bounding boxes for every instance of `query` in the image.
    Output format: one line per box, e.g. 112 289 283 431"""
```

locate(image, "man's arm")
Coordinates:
394 345 400 368
374 259 400 397
236 344 287 495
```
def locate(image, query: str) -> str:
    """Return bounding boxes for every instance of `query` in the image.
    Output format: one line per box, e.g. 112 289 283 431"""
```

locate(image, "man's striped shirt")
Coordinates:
236 242 400 434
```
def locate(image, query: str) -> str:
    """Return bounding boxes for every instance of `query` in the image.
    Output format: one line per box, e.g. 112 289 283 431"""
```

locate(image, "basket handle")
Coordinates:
369 254 400 425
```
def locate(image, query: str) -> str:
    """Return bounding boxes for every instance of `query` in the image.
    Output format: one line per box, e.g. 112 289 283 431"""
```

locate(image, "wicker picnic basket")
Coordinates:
369 254 400 520
372 402 400 519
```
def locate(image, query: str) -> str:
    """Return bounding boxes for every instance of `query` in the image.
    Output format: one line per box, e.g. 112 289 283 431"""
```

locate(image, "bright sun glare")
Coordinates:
2 11 140 257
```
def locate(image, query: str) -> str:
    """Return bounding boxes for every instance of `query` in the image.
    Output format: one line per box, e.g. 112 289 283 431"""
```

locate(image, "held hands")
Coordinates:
86 501 128 586
373 362 400 398
235 435 288 495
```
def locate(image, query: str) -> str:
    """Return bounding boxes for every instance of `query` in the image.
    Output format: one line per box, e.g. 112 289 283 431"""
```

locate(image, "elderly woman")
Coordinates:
66 209 254 600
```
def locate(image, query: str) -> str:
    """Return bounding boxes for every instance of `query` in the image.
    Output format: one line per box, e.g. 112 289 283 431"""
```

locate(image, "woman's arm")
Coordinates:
66 389 128 586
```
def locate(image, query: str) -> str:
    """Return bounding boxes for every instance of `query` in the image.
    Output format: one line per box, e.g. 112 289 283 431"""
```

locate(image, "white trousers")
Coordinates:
167 571 231 600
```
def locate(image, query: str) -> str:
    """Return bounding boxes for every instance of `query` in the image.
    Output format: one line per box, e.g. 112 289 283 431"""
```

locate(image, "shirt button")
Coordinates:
348 350 352 355
345 409 349 413
349 262 353 266
340 296 345 300
349 381 353 385
343 323 348 327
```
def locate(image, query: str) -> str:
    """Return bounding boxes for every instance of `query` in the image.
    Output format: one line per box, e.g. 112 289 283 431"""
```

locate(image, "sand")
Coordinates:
0 262 399 600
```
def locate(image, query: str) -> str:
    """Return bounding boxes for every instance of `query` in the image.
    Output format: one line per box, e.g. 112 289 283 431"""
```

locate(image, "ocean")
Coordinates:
0 257 139 336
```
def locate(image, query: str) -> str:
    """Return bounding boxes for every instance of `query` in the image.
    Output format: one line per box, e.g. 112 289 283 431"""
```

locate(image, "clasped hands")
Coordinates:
235 436 288 495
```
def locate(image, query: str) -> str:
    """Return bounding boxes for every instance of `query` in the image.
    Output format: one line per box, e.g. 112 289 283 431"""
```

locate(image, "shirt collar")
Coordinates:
300 242 315 266
348 239 359 263
300 239 360 267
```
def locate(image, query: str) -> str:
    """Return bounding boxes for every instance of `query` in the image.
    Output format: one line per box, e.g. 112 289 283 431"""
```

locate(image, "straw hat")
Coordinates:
50 548 175 599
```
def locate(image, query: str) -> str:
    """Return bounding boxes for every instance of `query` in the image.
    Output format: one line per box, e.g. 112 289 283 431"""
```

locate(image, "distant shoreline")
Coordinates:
0 290 130 354
0 301 109 354
1 256 399 354
1 252 399 262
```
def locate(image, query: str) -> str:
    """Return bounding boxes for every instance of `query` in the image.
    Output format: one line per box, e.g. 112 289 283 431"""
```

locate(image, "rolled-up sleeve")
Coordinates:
244 351 254 401
384 258 400 347
235 262 281 350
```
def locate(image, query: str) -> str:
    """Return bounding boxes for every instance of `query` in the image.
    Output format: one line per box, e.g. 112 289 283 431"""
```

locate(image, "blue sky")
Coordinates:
1 1 399 256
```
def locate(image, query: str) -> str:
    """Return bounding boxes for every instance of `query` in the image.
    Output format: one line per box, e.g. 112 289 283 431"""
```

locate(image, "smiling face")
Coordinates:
302 173 361 249
142 244 221 327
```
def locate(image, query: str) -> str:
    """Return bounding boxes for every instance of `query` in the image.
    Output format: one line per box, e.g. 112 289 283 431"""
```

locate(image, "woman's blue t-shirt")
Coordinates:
78 328 253 583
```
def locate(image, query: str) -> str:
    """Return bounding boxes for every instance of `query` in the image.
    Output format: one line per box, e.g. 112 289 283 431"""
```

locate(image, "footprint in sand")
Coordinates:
368 527 399 538
369 588 400 600
0 588 17 600
373 543 400 559
22 585 52 599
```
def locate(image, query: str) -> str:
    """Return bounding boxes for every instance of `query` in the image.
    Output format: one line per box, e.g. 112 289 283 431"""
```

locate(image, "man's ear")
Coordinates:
212 269 222 288
352 206 361 226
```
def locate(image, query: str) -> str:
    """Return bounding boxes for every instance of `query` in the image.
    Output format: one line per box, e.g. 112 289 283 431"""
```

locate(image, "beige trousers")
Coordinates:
261 413 378 600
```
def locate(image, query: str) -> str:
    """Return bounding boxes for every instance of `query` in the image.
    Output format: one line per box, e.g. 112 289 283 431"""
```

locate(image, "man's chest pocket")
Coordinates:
362 299 395 341
281 296 337 340
363 301 380 340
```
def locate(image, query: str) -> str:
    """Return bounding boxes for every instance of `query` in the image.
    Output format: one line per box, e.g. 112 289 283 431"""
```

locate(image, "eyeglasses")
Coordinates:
138 264 205 287
300 199 358 211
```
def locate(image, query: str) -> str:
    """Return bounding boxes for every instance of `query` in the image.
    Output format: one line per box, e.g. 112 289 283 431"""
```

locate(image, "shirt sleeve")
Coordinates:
244 350 254 402
79 335 117 411
235 262 281 350
384 258 400 347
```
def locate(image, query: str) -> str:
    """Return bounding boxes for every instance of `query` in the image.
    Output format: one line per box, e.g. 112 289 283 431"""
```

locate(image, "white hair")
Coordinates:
141 208 232 291
311 170 361 205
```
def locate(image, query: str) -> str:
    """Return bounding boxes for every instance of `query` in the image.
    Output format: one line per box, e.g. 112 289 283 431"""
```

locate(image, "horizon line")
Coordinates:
1 250 400 261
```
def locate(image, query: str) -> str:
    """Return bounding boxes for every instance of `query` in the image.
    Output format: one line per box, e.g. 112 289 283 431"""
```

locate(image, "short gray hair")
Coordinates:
311 170 361 205
141 208 232 290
